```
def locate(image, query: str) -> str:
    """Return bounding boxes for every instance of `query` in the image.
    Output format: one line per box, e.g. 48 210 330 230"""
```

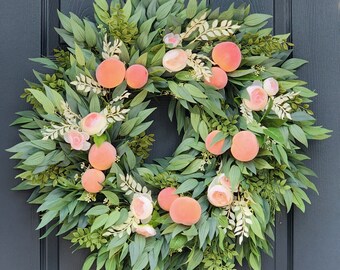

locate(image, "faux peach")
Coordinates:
96 58 126 88
263 77 279 96
81 169 105 193
169 197 201 226
205 130 226 155
207 184 233 207
162 49 188 72
204 67 228 89
80 112 107 136
134 224 157 238
130 193 153 220
88 142 117 170
244 85 269 111
157 187 179 211
125 64 149 89
231 131 259 162
212 42 242 72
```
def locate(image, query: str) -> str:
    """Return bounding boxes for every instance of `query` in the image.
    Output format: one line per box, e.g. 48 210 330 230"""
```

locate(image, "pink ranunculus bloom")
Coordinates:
64 130 91 151
163 33 182 48
207 184 233 207
214 173 239 192
244 85 269 111
134 224 157 238
130 193 154 220
80 112 107 136
263 77 279 96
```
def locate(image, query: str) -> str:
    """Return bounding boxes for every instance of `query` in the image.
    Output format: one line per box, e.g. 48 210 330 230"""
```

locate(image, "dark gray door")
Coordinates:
1 0 339 269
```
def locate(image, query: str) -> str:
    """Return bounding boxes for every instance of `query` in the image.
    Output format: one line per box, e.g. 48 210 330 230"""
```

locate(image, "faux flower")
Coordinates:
80 112 107 136
64 130 91 151
207 184 233 207
130 193 153 220
244 85 269 111
163 33 181 48
134 224 157 238
214 173 238 192
162 49 188 72
263 77 279 96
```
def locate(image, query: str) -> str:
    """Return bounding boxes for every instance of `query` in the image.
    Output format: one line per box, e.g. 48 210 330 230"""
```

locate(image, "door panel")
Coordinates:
0 1 41 270
292 0 340 269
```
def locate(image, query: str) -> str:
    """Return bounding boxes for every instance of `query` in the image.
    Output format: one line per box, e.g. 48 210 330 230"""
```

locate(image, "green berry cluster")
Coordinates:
240 33 293 57
105 6 138 44
128 132 155 162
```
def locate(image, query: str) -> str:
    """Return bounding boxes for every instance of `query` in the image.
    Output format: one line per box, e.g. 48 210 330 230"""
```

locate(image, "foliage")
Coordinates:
9 0 331 270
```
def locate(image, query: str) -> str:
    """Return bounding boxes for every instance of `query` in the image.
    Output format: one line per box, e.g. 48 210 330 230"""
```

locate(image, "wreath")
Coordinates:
9 0 331 269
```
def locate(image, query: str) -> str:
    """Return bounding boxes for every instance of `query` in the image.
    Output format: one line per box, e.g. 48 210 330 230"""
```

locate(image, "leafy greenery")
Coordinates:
9 0 331 270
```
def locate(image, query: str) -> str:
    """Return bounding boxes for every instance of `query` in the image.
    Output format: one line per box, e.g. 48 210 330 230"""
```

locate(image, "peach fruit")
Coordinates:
96 58 126 88
205 130 226 155
157 187 179 211
125 64 149 89
88 142 117 170
212 42 242 72
204 67 228 89
230 131 259 162
169 197 201 226
162 49 188 72
81 169 105 193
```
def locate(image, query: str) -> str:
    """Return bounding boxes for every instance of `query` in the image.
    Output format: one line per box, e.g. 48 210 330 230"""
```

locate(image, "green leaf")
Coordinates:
122 0 133 19
84 20 97 47
104 209 120 229
74 43 85 66
170 235 187 250
229 165 241 190
184 84 207 98
27 89 55 114
198 221 210 248
167 154 195 171
44 86 64 112
187 249 203 270
93 134 107 146
289 124 308 146
23 151 45 166
89 94 101 112
156 0 176 20
199 121 208 141
264 127 285 145
101 191 119 205
249 252 260 270
151 45 165 66
244 13 272 26
190 106 200 132
82 254 97 270
282 58 308 70
91 214 109 232
29 57 58 70
37 210 58 229
266 67 295 79
131 90 148 107
176 179 198 194
86 205 110 216
250 215 265 239
253 158 274 170
181 159 203 175
70 19 85 42
187 0 198 19
57 10 72 32
228 69 255 78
